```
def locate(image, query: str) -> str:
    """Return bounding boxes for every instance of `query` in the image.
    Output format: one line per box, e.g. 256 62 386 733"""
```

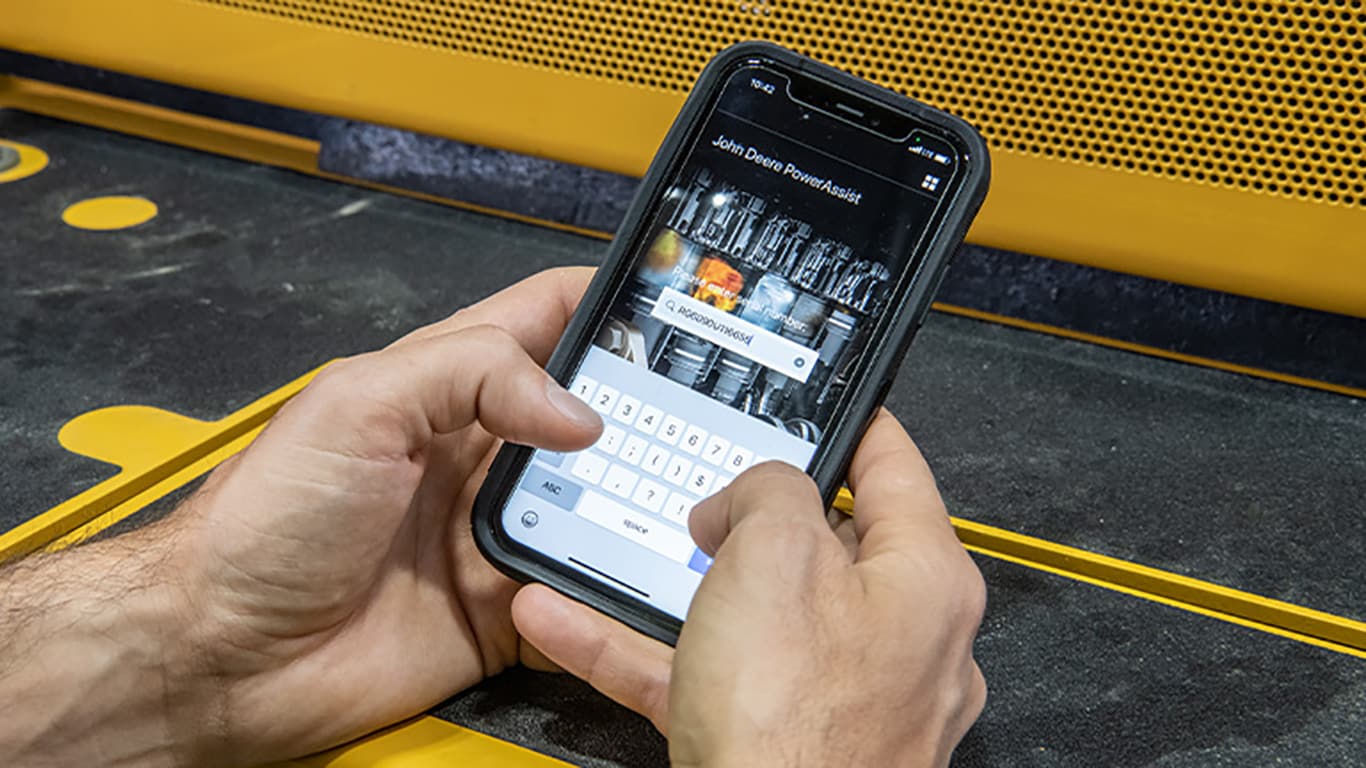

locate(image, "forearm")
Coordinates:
0 523 205 767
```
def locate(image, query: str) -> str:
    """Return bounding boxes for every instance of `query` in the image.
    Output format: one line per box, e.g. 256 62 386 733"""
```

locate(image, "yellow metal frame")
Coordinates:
4 0 1366 318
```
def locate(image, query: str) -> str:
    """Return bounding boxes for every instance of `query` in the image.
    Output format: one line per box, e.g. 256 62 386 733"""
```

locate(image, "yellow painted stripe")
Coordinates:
3 380 1358 768
953 518 1366 657
277 716 572 767
834 488 1366 655
15 374 1364 662
44 420 269 552
960 542 1366 661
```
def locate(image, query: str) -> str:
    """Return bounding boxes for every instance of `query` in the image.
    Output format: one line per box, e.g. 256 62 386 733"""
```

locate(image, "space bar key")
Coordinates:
577 490 695 565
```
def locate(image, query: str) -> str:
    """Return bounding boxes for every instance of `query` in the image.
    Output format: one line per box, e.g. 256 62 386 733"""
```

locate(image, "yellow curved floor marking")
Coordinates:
62 195 159 231
0 367 325 562
277 716 571 768
0 138 50 183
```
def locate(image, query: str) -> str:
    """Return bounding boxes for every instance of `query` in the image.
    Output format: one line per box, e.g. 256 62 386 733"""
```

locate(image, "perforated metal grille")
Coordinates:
192 0 1365 207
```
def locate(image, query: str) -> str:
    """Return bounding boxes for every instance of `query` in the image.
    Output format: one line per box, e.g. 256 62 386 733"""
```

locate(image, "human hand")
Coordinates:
515 409 987 767
161 267 601 764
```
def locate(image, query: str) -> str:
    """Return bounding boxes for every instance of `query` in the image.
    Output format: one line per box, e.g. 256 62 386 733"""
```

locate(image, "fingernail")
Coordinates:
546 380 603 430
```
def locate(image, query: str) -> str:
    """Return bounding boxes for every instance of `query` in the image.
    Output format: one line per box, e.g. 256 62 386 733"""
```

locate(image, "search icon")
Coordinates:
665 299 677 311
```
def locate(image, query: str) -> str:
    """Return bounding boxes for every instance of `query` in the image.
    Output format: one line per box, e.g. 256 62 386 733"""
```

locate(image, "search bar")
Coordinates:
650 287 818 383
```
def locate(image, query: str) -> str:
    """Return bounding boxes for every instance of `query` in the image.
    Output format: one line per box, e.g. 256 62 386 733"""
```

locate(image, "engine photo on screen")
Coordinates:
598 163 898 447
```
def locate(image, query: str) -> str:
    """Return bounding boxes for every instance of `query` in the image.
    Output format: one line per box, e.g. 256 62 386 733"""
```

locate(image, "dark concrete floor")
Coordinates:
3 109 1363 766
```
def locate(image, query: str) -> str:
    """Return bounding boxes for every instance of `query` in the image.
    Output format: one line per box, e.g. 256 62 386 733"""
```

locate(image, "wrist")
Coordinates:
0 521 216 767
668 708 935 768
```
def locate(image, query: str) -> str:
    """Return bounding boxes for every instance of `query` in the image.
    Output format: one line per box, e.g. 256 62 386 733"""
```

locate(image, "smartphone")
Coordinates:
473 42 989 644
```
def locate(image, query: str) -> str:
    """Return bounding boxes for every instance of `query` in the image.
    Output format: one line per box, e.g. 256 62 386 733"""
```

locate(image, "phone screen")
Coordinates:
500 62 965 619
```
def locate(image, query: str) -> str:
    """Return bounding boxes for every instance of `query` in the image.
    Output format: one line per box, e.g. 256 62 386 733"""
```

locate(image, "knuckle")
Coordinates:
457 323 521 353
303 356 366 399
440 303 484 332
737 460 820 499
965 663 989 722
958 560 988 627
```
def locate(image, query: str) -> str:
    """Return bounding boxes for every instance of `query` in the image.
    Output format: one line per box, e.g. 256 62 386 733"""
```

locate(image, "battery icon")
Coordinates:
909 131 955 167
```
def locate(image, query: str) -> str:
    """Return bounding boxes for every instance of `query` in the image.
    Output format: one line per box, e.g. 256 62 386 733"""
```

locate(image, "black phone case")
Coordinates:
472 41 991 645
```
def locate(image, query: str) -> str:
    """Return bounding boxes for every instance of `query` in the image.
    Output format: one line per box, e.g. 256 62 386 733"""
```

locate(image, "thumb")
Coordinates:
687 460 830 558
274 324 603 460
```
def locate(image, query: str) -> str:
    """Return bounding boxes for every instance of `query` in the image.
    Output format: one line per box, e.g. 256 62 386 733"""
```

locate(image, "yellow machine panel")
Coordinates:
4 1 1364 316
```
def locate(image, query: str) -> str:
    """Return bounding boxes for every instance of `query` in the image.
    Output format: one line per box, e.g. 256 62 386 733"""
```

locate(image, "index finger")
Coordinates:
845 409 958 562
394 266 595 362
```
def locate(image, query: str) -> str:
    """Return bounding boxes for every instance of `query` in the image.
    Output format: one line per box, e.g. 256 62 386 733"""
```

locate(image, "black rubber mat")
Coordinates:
897 313 1366 622
434 556 1366 768
3 109 1363 766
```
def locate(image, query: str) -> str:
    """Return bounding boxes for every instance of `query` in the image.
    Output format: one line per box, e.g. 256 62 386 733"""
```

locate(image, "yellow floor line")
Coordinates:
277 716 572 767
1 377 1358 768
954 519 1366 658
835 490 1366 656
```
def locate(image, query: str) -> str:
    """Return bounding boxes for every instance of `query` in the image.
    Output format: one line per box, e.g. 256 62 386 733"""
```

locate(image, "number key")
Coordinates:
681 425 708 456
571 375 598 403
725 445 755 473
659 415 686 446
591 385 619 415
636 404 664 436
612 394 642 424
702 435 731 466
